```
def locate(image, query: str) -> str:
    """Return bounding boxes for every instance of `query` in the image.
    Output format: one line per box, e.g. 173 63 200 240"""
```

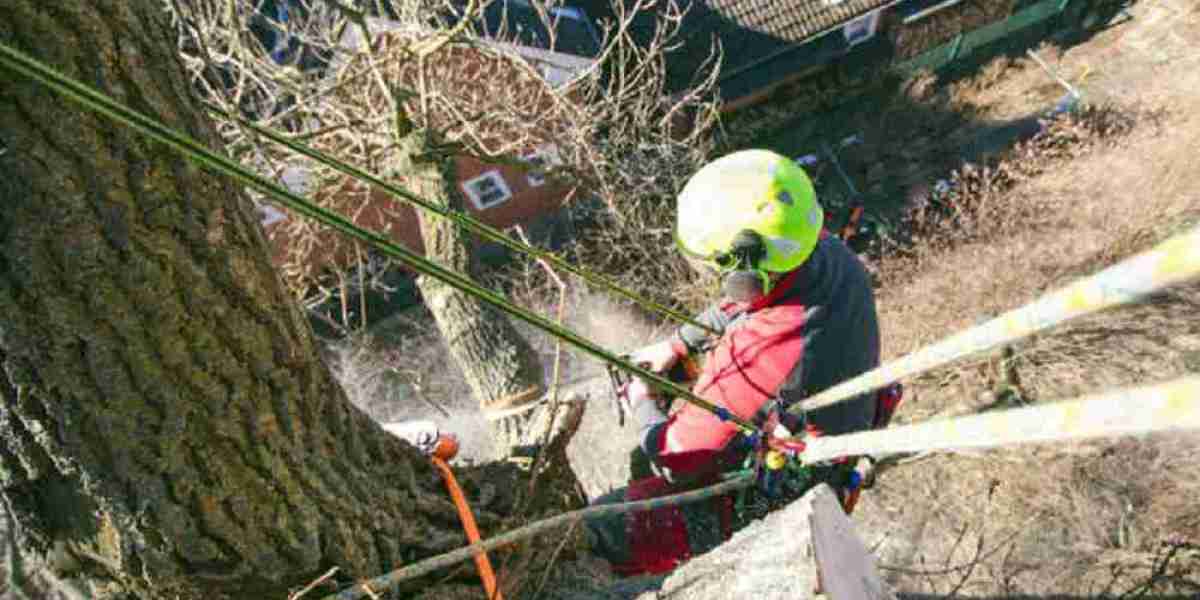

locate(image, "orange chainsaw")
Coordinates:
606 354 703 427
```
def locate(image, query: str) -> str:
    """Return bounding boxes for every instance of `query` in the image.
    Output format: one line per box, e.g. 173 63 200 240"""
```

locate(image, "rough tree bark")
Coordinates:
0 2 555 597
394 133 546 421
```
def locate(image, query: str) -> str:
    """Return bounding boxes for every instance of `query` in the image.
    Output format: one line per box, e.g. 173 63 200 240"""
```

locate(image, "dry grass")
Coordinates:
869 434 1200 598
857 19 1200 596
874 101 1192 404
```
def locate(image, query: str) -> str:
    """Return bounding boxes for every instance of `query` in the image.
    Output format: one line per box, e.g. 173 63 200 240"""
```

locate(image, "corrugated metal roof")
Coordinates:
655 0 896 101
702 0 894 43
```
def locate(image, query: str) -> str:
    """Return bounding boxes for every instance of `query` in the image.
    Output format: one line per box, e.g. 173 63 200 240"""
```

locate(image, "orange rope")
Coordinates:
431 456 503 600
840 205 865 241
841 487 862 515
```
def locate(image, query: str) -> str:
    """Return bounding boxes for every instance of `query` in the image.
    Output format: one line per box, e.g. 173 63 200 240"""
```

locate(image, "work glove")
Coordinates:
620 377 667 428
628 338 686 373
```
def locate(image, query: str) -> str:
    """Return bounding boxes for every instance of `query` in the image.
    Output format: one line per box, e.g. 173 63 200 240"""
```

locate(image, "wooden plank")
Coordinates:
809 485 897 600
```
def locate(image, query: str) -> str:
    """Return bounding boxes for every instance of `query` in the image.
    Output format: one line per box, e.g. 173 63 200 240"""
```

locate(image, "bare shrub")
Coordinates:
530 199 723 316
881 102 1147 263
168 0 721 328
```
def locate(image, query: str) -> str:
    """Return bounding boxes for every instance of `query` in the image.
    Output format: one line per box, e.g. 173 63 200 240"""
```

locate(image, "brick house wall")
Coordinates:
260 149 572 273
260 23 590 280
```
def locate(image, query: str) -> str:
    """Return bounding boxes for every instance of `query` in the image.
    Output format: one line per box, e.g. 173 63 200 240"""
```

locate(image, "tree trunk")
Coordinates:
0 3 545 597
395 135 545 419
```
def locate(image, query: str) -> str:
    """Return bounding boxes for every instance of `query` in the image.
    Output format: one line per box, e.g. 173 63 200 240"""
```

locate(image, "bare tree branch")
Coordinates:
169 0 723 330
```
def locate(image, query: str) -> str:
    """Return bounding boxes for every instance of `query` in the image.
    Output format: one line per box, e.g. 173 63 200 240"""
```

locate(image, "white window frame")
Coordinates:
539 62 571 87
843 10 882 47
257 203 288 227
522 145 561 188
462 170 514 211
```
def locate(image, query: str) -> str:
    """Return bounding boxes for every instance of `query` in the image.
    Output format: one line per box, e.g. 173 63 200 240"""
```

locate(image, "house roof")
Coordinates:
473 0 603 58
698 0 894 44
335 17 596 89
365 0 603 57
650 0 898 103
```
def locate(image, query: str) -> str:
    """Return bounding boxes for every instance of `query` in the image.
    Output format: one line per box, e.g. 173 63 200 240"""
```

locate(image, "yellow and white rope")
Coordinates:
792 224 1200 417
802 374 1200 464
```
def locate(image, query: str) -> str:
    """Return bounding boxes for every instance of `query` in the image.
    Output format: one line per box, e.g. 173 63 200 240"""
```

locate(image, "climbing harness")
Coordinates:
737 413 837 520
607 336 903 524
735 382 901 518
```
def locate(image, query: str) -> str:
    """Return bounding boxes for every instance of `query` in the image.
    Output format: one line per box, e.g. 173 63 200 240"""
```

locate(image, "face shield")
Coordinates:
712 229 774 305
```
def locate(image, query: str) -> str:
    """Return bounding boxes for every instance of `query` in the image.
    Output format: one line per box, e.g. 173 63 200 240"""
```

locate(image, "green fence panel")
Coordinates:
895 0 1069 75
958 0 1065 55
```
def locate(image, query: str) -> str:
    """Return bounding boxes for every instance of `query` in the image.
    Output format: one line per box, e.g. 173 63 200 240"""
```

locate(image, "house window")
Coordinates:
522 146 561 188
843 10 881 46
462 170 513 210
540 62 572 88
257 203 288 227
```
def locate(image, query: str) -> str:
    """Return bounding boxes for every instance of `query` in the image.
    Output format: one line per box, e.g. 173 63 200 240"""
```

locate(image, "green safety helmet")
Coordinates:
676 149 823 283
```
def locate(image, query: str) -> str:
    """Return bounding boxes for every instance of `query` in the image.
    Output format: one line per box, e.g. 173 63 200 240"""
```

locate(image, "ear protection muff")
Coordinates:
715 229 771 304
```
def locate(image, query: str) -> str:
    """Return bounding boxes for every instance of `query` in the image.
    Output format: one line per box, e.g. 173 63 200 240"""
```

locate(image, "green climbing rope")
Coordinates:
208 105 719 336
0 40 758 435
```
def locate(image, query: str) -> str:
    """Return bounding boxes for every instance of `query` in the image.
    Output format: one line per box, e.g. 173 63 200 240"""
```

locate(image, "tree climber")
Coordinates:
584 149 892 576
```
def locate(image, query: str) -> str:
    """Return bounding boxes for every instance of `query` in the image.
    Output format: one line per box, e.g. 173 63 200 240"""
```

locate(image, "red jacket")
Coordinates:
637 235 881 480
